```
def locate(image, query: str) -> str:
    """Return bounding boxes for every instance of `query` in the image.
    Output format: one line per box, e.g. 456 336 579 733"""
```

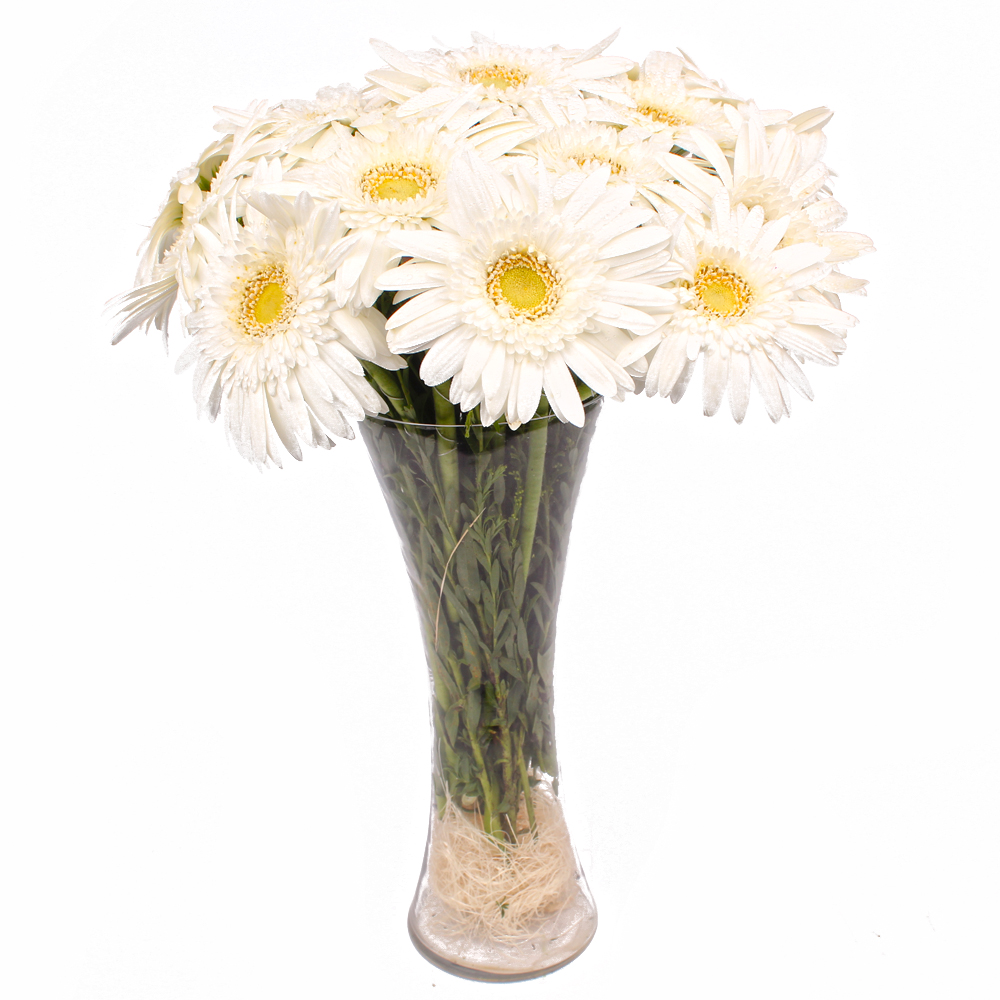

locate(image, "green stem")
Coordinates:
516 737 537 834
499 722 515 834
397 362 416 413
469 734 502 840
362 362 414 421
433 382 460 539
518 417 549 585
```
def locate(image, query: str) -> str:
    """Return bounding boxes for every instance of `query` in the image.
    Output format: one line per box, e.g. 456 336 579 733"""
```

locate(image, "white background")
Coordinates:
2 2 997 998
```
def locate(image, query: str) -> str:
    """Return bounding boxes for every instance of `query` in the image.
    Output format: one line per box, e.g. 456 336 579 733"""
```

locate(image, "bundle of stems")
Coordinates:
360 297 600 843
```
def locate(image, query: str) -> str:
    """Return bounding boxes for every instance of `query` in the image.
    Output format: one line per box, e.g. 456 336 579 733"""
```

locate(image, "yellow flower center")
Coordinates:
636 103 688 127
360 161 436 202
239 263 294 337
463 64 528 90
486 250 559 318
570 154 625 175
253 283 286 325
693 261 754 319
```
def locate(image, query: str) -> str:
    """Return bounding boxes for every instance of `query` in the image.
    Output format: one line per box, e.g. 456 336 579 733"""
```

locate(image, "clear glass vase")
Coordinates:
359 395 601 982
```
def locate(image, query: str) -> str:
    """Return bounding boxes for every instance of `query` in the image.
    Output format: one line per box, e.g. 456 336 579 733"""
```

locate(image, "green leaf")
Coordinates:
445 705 460 746
498 656 521 682
494 607 510 636
481 585 496 622
526 673 539 716
457 543 480 603
516 618 529 660
466 687 482 730
494 619 515 653
456 602 478 635
508 679 525 720
532 715 544 742
436 614 451 650
458 755 473 783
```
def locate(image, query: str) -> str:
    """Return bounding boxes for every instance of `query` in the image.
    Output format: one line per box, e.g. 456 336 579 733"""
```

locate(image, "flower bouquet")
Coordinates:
110 31 872 981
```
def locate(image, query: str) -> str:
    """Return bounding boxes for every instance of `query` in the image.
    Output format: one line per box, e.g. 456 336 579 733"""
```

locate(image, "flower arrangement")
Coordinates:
111 31 873 980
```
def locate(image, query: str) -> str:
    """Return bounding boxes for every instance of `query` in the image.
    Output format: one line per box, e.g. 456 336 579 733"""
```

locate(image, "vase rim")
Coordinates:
364 394 601 430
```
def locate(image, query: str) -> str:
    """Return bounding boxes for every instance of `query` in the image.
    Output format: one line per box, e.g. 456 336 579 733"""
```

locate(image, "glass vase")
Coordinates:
359 395 601 982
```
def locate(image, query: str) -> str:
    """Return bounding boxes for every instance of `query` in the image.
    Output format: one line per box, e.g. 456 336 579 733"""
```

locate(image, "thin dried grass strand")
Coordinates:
434 507 485 647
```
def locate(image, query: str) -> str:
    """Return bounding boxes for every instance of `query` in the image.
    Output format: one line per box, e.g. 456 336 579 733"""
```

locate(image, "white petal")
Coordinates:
602 280 675 309
482 351 515 426
560 340 621 397
384 287 451 329
752 216 790 257
597 225 671 260
656 150 720 201
387 302 464 352
818 231 876 262
387 230 465 263
767 345 814 400
420 329 473 385
375 261 448 291
817 271 868 294
750 350 787 423
645 336 688 398
330 309 375 357
773 323 841 365
448 152 505 237
702 349 729 416
480 341 508 399
542 354 585 426
592 301 661 335
617 331 663 369
770 242 830 275
562 165 613 226
788 300 856 329
266 389 303 462
728 350 751 423
453 335 495 394
669 357 697 403
515 359 544 426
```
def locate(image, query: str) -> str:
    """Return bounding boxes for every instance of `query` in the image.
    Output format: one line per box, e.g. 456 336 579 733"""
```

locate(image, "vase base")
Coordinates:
406 783 598 981
406 896 597 983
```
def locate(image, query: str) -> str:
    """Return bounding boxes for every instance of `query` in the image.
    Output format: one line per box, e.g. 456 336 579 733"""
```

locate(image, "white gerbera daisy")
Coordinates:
366 32 634 131
288 124 462 311
214 85 362 149
656 114 874 291
517 122 674 205
375 153 678 428
596 51 735 149
107 136 231 346
108 105 289 345
619 192 857 423
176 192 403 467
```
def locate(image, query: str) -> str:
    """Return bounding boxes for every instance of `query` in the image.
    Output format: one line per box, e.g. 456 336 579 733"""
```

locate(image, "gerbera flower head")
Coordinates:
107 105 299 347
106 135 234 346
297 123 454 230
618 191 858 423
366 32 635 131
656 112 874 291
602 50 734 149
176 191 404 467
519 122 672 203
289 123 461 311
375 152 679 428
214 85 362 150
